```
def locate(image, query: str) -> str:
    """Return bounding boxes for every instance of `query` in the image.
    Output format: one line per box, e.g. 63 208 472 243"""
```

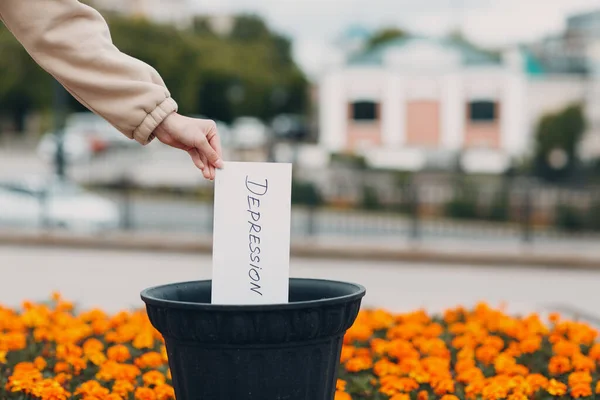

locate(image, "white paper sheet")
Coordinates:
211 161 292 305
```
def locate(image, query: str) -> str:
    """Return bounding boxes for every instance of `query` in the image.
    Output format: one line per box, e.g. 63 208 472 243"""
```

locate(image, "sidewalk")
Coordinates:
2 244 600 325
1 229 599 270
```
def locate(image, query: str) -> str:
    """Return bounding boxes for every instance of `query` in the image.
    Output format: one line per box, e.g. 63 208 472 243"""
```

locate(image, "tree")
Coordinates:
532 103 586 182
367 27 406 48
0 13 308 134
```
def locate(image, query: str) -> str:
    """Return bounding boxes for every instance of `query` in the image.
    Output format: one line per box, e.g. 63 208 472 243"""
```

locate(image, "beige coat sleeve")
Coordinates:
0 0 178 145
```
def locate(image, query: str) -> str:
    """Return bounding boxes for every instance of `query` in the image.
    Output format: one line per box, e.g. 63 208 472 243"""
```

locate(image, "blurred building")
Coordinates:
90 0 194 28
318 35 530 174
317 17 599 174
529 10 600 75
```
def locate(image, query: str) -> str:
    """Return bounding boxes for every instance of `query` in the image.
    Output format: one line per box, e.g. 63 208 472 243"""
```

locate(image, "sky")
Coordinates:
191 0 600 77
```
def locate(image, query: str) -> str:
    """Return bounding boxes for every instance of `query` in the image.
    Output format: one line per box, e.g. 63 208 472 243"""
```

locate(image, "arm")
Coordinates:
0 0 177 145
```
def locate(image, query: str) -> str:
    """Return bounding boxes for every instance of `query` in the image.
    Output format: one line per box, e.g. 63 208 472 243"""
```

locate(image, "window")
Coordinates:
468 101 497 122
351 101 378 121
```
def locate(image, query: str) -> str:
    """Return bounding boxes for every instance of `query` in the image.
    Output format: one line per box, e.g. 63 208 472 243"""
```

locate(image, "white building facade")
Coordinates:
318 36 588 174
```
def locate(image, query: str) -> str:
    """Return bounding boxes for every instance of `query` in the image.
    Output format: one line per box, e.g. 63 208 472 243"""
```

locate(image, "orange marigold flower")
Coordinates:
571 382 592 398
519 336 541 354
547 379 567 396
526 373 549 391
456 367 485 384
133 332 155 349
87 351 107 366
507 392 527 400
548 355 571 375
380 376 419 394
135 387 157 400
113 380 135 397
345 356 372 372
135 352 166 369
569 371 592 386
55 344 83 360
553 339 580 357
572 353 596 372
417 390 429 400
34 356 47 371
344 323 373 343
475 345 499 365
595 381 600 394
334 391 351 400
75 380 110 397
54 373 72 385
54 362 70 374
374 359 401 377
106 394 124 400
390 394 410 400
336 379 347 392
440 396 460 400
340 346 355 363
588 343 600 361
107 345 131 362
370 338 388 355
0 350 7 364
143 370 166 387
433 379 455 395
31 378 71 400
83 338 105 354
455 358 476 374
154 384 176 400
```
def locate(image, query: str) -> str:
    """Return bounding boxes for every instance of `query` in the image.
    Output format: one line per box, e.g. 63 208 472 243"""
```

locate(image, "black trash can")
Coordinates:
140 278 366 400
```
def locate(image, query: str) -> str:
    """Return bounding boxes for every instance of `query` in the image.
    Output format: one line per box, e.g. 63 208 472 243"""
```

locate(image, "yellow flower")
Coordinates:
0 350 7 364
547 379 567 396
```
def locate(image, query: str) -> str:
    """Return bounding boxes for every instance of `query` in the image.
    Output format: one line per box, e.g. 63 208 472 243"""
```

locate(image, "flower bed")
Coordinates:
1 295 599 399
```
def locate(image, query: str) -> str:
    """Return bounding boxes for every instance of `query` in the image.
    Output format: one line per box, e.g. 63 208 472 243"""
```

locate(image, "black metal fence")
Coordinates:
105 171 600 244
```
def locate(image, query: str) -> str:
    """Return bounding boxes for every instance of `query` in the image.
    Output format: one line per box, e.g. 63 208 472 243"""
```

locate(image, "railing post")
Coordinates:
409 181 420 241
119 175 133 231
521 180 533 243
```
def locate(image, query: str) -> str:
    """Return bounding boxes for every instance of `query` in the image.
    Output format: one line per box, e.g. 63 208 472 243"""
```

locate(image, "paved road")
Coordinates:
2 245 600 324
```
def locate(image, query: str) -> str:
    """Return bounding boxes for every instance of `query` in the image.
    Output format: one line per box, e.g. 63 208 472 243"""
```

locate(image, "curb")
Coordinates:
1 231 599 270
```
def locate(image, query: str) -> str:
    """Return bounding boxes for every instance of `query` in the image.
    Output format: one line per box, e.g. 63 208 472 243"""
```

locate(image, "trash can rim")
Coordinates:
140 278 366 312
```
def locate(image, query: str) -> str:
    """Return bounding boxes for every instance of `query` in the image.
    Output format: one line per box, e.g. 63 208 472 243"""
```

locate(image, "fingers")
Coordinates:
188 149 205 170
207 125 223 162
196 137 223 169
199 152 212 180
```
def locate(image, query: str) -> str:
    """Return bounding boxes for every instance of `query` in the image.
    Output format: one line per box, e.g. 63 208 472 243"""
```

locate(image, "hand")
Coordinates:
154 113 223 180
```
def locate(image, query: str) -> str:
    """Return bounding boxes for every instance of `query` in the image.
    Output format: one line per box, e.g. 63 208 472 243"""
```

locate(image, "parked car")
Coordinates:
0 176 120 233
230 117 270 149
270 114 309 141
37 112 136 164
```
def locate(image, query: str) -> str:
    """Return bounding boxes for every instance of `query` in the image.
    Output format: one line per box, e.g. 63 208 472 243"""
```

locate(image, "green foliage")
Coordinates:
0 13 308 132
532 103 586 182
0 27 53 131
445 196 478 220
291 180 323 207
486 190 510 222
361 186 381 211
367 27 407 48
554 205 586 232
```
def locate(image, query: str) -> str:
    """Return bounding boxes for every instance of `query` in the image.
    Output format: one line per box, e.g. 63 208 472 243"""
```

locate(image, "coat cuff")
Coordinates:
133 97 178 145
